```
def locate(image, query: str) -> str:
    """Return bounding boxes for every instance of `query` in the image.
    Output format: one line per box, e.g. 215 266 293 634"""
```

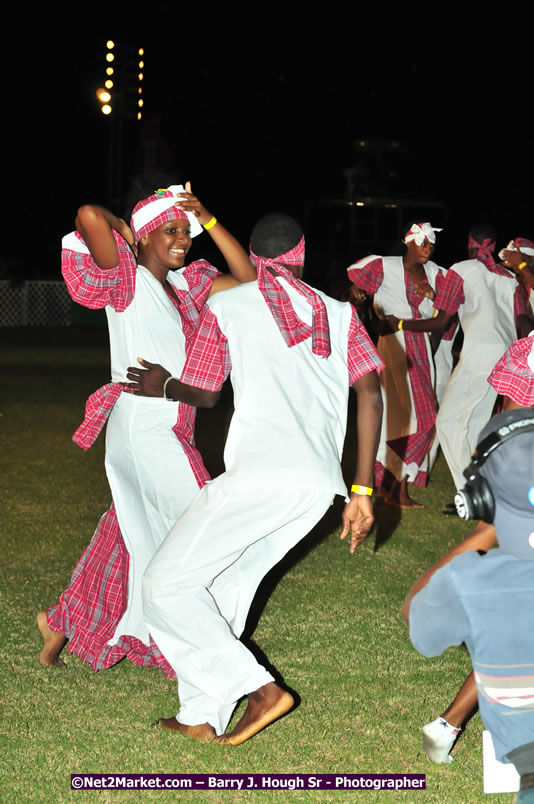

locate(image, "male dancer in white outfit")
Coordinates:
127 214 384 744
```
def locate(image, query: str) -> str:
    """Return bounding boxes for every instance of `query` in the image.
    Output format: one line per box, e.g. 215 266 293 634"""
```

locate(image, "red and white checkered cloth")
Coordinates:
62 230 137 311
347 256 383 294
73 383 123 451
435 269 465 314
47 505 176 678
348 257 437 488
467 234 504 275
347 306 384 384
130 186 202 240
434 271 458 341
488 335 534 407
250 237 331 358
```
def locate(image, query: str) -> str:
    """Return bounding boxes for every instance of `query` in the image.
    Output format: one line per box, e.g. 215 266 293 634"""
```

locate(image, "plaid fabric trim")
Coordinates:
62 231 136 312
172 404 211 488
170 260 220 348
130 191 188 241
514 280 530 319
72 380 209 486
388 330 436 469
73 383 123 451
347 257 384 294
347 307 384 384
434 271 459 340
401 270 437 464
488 336 534 406
180 306 231 392
435 269 465 315
467 236 503 274
47 504 176 678
380 273 436 476
251 240 331 358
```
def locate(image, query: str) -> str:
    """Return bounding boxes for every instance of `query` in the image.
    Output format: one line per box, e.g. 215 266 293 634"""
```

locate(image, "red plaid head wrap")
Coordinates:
250 236 331 358
130 185 202 241
468 234 496 271
512 238 534 256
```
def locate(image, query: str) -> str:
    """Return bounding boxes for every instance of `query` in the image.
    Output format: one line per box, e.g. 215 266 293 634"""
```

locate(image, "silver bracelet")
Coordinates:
163 376 178 401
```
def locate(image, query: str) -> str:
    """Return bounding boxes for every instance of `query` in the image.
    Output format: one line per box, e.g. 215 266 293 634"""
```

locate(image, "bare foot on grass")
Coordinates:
153 717 216 742
384 477 424 509
37 611 66 667
214 683 294 746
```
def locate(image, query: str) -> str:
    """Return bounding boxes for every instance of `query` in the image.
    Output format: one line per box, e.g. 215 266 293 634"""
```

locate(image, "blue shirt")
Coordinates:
410 549 534 763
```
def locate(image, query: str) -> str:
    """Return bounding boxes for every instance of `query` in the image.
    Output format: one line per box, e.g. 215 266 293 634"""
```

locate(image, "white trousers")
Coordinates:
143 477 334 735
428 337 455 472
435 366 497 491
105 393 201 645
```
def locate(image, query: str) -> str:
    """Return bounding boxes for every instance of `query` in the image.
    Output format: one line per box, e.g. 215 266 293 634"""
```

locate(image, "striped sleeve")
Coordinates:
347 307 384 385
514 281 531 319
61 230 136 312
434 269 465 315
180 307 231 391
182 259 221 312
347 256 383 295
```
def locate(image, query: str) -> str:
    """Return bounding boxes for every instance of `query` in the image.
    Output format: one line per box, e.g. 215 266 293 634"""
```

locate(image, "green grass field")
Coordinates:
0 328 514 802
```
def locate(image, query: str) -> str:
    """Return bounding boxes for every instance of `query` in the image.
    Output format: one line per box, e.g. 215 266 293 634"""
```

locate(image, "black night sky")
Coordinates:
5 17 534 285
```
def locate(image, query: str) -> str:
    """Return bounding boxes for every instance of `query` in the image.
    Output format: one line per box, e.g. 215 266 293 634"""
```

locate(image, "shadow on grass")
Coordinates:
239 496 345 701
371 497 403 551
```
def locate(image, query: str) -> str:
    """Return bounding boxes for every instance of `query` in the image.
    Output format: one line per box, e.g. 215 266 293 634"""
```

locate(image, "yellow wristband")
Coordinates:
397 319 404 330
518 261 527 271
203 216 217 231
351 484 373 496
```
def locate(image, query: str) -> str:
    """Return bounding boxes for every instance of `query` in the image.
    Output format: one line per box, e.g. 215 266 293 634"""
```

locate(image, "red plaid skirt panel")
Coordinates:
47 505 175 678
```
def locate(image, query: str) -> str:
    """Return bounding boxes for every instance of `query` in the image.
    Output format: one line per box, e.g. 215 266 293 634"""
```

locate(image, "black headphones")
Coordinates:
454 416 534 522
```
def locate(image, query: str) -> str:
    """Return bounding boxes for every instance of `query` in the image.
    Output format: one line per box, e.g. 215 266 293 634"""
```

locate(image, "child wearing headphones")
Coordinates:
402 334 534 765
403 408 534 800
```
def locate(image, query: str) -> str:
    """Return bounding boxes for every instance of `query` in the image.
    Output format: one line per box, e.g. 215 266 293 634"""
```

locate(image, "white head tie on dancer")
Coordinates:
130 185 203 241
404 222 442 246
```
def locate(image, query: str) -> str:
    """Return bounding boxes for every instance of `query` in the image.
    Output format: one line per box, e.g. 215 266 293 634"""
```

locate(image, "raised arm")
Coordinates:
340 369 383 554
175 182 255 294
502 247 534 291
75 205 136 270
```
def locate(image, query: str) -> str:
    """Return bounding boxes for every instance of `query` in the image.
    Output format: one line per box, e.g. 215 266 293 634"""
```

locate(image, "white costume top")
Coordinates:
439 259 517 370
208 279 356 496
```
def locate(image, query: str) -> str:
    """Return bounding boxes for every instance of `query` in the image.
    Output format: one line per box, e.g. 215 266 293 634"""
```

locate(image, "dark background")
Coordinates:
4 14 533 286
